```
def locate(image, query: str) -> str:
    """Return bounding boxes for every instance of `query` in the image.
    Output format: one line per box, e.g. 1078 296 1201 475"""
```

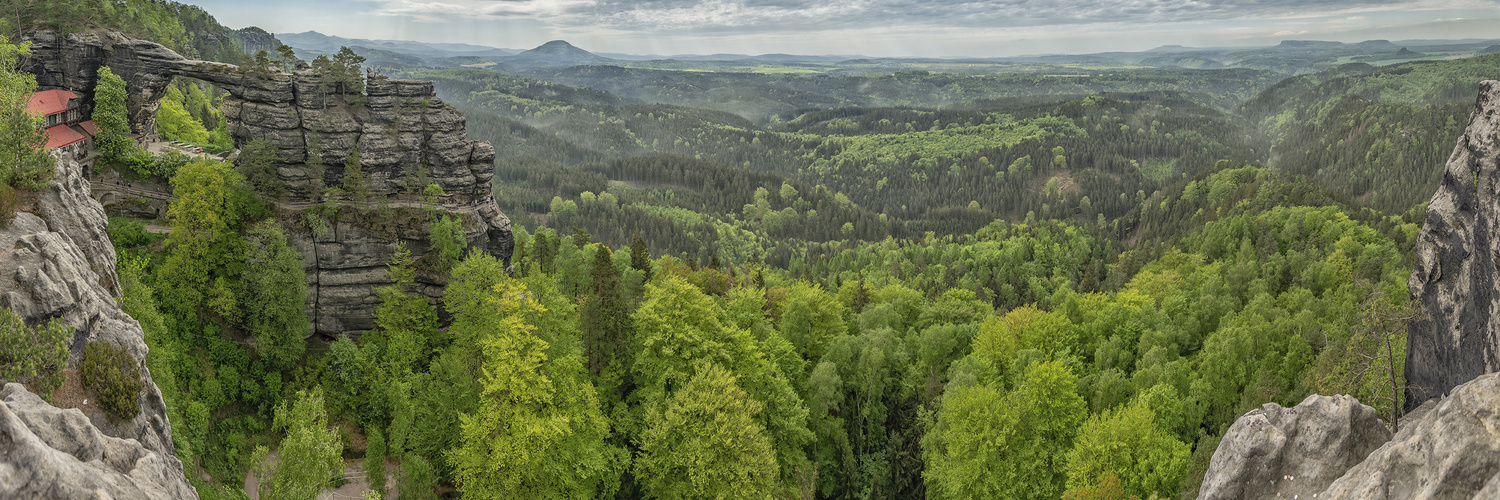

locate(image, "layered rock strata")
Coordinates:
25 29 497 203
1406 80 1500 408
0 152 196 498
24 29 513 337
289 206 511 336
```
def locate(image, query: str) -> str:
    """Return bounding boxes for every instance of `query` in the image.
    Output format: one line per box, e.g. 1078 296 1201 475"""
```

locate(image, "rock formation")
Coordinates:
0 152 196 498
287 205 508 336
1203 82 1500 500
0 383 197 499
24 29 514 337
1201 373 1500 499
1406 79 1500 409
25 29 497 204
1197 394 1391 499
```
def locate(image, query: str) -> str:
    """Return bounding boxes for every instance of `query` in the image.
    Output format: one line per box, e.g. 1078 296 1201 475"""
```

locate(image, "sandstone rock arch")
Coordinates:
26 29 495 204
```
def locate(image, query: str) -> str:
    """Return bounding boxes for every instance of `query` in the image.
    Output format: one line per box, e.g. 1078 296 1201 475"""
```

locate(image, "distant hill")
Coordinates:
277 31 518 59
502 40 618 69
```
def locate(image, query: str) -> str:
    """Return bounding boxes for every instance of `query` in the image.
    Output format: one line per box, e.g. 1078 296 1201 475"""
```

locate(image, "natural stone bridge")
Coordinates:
28 29 512 337
26 30 498 205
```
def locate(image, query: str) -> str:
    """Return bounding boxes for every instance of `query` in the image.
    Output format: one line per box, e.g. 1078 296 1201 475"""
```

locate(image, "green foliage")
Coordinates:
365 427 387 499
1065 396 1191 498
237 139 281 199
374 243 437 375
445 258 624 498
427 215 466 272
161 160 251 313
156 85 211 145
3 0 263 64
342 145 368 203
93 66 136 164
925 360 1087 500
81 341 144 421
0 36 51 197
253 387 344 500
240 221 309 370
0 308 69 400
398 455 438 500
635 362 778 499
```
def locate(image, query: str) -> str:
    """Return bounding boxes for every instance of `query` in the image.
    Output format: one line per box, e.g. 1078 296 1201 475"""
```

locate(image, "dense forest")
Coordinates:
1 3 1490 498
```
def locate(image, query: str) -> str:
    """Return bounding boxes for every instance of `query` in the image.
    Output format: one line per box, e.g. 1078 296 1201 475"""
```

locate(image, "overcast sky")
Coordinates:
190 0 1500 57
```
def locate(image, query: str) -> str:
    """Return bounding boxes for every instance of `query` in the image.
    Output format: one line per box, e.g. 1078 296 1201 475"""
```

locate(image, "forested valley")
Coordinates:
1 2 1492 498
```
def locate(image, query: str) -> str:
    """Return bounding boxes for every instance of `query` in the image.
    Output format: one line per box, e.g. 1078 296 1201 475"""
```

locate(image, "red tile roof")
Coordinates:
28 89 78 117
77 120 98 136
44 124 87 150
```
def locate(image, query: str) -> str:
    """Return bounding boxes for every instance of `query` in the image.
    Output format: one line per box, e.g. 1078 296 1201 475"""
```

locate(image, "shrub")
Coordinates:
81 341 145 420
0 307 70 400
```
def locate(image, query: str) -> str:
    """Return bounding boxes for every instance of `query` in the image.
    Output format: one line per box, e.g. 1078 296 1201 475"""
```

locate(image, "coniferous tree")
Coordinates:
630 232 652 279
343 144 368 203
581 244 632 398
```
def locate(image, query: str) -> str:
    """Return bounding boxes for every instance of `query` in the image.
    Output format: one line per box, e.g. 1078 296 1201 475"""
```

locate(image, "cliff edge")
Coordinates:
0 152 196 499
1406 79 1500 408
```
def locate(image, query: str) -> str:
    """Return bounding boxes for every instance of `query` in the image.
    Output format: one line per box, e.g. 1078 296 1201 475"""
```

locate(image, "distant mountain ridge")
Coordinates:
276 30 520 58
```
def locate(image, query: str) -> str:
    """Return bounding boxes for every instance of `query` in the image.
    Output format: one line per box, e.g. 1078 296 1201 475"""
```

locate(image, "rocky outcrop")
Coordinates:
25 29 497 203
1198 394 1391 500
1318 373 1500 499
0 383 197 499
23 29 514 338
1202 373 1500 500
0 153 195 498
288 205 510 336
1406 80 1500 409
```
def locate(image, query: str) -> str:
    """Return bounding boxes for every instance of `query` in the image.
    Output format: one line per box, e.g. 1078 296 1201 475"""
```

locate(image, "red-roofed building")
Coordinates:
27 90 94 153
29 90 82 128
43 124 87 150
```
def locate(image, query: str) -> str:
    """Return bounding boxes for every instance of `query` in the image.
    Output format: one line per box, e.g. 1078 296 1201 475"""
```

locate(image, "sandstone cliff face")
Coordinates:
24 29 513 337
1406 80 1500 409
0 153 195 498
1200 373 1500 499
288 206 510 336
25 29 497 204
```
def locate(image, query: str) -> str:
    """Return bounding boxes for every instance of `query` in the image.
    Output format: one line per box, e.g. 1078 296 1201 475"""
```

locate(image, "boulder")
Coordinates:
1198 394 1391 500
1319 373 1500 498
0 384 198 500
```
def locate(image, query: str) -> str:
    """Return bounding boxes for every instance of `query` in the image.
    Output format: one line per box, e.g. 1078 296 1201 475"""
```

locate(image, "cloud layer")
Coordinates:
373 0 1448 32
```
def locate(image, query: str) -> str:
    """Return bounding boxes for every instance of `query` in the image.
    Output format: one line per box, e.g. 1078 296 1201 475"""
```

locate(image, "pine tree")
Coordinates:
581 245 632 399
343 144 367 203
630 232 652 279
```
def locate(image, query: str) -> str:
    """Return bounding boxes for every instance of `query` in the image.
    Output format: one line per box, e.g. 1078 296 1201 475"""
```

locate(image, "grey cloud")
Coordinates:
560 0 1415 32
